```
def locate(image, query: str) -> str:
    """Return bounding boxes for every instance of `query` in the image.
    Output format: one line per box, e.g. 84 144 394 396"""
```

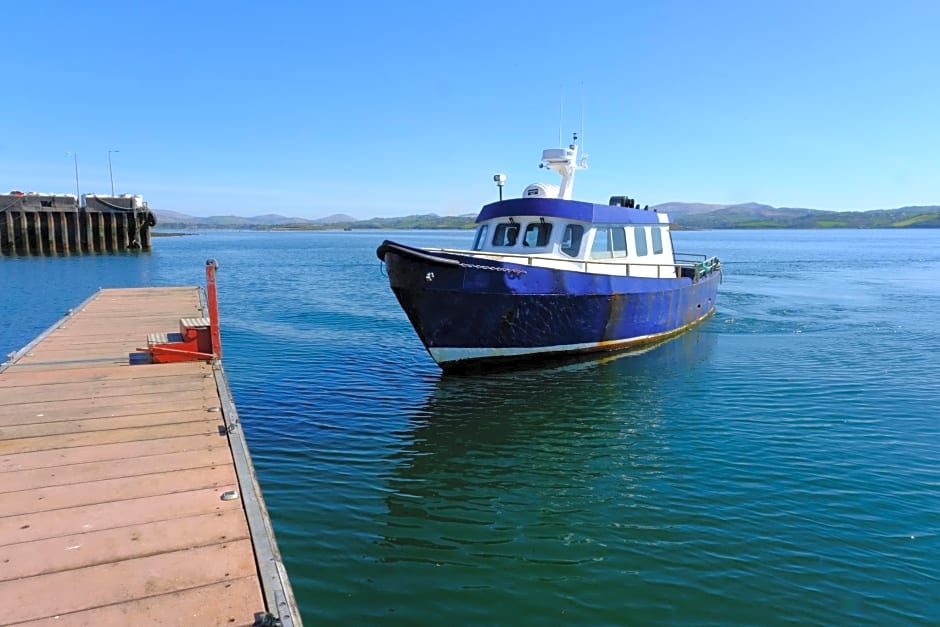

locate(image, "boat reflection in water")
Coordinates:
375 328 718 582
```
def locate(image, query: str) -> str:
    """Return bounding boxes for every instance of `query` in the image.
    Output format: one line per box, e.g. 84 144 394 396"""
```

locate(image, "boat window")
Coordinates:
590 228 613 259
651 227 664 254
472 225 489 251
491 222 520 247
523 222 553 247
561 224 584 257
634 227 649 256
611 227 628 257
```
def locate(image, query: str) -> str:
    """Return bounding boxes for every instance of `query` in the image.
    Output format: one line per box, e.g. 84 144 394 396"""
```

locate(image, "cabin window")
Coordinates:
611 227 628 257
491 222 520 247
590 228 612 259
561 224 584 257
634 227 649 256
523 222 553 247
651 227 664 254
472 225 489 251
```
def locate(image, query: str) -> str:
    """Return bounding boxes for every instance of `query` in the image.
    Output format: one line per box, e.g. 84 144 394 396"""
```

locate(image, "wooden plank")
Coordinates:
0 409 220 440
12 337 169 348
17 502 245 573
0 360 129 373
0 446 232 493
0 420 225 456
0 285 295 626
0 377 216 406
0 464 236 517
0 362 207 387
0 508 249 582
21 575 262 627
0 393 215 427
0 541 261 625
0 435 223 472
0 486 240 547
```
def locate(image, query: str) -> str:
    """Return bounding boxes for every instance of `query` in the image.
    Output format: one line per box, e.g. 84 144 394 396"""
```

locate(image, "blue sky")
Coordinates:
3 1 938 218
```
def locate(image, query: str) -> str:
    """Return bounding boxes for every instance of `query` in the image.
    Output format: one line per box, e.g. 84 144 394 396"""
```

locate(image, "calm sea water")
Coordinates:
1 229 939 625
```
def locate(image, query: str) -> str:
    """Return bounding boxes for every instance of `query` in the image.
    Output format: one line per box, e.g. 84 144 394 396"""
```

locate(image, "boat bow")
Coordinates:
376 240 461 267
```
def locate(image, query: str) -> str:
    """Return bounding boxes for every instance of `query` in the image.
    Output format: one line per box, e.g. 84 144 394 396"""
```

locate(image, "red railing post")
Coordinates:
206 258 222 359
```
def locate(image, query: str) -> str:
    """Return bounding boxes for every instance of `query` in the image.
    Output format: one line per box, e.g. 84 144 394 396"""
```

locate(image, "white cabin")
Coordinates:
445 134 679 279
457 211 677 279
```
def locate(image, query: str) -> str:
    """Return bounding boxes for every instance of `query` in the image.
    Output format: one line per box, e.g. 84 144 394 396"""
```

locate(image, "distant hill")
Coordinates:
653 201 811 218
653 202 752 216
152 204 940 230
348 213 478 230
658 203 940 229
151 209 198 224
151 209 472 230
313 213 357 224
152 210 325 228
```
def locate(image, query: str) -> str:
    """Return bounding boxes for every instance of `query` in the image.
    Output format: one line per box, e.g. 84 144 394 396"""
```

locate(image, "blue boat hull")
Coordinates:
378 241 720 371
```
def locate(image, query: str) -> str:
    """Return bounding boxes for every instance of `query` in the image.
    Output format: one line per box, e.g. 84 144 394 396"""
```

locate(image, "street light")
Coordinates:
108 149 120 196
66 152 80 206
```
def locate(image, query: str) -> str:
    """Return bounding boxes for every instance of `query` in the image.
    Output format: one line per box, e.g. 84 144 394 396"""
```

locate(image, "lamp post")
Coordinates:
67 152 80 206
493 173 506 201
108 149 119 196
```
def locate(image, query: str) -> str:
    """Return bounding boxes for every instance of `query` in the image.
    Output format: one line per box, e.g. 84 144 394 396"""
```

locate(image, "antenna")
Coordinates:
580 82 585 162
558 85 564 146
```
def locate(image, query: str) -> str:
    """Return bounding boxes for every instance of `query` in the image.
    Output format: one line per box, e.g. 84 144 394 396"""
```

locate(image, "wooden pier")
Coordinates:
0 286 300 625
0 194 154 256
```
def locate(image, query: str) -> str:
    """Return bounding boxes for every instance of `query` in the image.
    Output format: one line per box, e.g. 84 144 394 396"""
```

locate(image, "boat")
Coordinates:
376 134 721 372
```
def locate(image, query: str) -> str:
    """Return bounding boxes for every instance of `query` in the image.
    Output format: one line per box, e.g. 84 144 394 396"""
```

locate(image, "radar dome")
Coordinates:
522 183 560 199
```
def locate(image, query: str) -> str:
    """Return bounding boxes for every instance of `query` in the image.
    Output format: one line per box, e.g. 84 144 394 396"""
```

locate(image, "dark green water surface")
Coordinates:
2 229 938 625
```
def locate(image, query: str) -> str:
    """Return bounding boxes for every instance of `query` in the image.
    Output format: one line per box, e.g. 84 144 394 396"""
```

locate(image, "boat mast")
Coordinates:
540 133 586 200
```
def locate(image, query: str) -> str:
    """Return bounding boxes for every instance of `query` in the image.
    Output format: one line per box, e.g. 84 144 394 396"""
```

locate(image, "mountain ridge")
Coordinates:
151 203 940 230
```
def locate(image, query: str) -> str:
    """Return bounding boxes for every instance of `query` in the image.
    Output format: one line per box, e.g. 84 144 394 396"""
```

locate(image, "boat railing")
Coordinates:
438 249 694 279
674 252 708 263
674 253 722 281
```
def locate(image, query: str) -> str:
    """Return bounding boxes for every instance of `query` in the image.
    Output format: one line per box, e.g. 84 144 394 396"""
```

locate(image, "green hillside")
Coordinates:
672 204 940 229
153 205 940 230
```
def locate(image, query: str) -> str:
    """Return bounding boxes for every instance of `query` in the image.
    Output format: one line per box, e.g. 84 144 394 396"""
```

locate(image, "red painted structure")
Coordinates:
140 259 223 364
206 258 223 358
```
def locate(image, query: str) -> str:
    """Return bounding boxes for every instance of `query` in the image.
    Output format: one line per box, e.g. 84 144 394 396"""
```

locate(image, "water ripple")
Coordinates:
4 229 940 625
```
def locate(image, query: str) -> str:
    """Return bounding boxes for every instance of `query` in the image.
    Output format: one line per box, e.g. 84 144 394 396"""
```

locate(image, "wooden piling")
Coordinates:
36 213 43 255
19 211 30 255
112 214 119 251
71 212 81 252
59 212 70 253
1 195 155 256
3 210 13 252
118 212 127 250
83 211 93 253
45 212 57 254
95 212 104 252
